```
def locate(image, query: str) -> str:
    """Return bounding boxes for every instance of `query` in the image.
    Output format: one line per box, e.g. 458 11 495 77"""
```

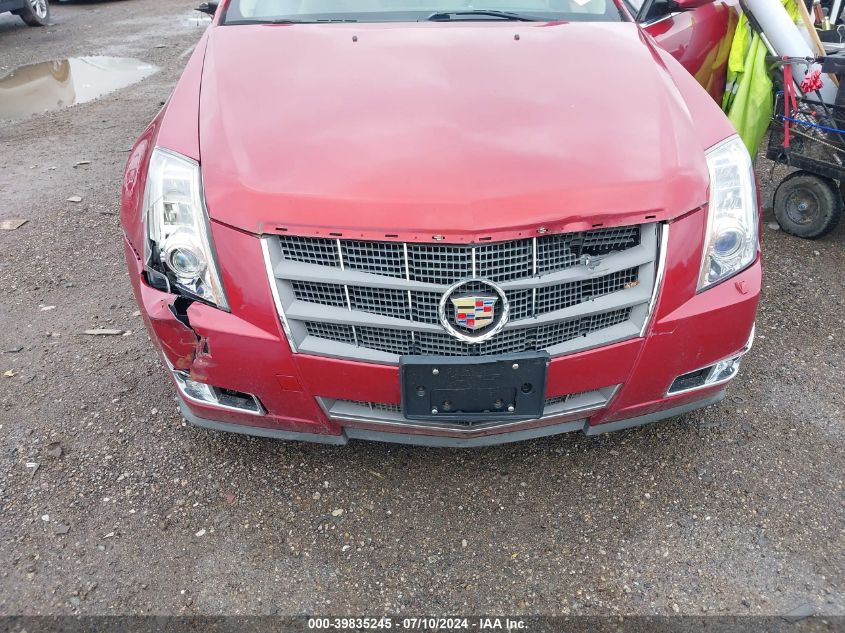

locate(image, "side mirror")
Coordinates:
197 0 219 15
670 0 711 9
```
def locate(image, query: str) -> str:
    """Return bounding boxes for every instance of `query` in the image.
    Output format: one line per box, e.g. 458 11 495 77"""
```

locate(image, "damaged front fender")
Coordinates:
123 236 335 435
135 271 199 371
125 238 277 373
180 299 277 384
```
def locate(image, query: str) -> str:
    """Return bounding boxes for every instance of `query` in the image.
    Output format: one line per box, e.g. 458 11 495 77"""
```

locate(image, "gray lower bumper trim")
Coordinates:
178 389 726 448
345 420 586 448
582 389 725 435
178 401 347 445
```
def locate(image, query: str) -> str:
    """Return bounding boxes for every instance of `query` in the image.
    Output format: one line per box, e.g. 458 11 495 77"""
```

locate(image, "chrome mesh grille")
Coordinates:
342 393 589 412
336 393 582 413
266 223 660 363
291 281 347 307
535 268 638 313
407 244 473 284
356 326 412 353
349 286 407 315
290 269 639 324
414 328 531 357
582 226 640 253
341 240 406 278
279 226 641 285
536 308 632 348
305 321 355 344
410 291 442 324
301 308 631 357
474 239 533 281
344 400 403 414
280 236 340 267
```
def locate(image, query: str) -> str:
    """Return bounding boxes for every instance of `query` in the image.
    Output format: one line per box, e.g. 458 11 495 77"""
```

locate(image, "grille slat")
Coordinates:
272 224 657 361
290 268 638 325
301 308 631 357
280 226 640 285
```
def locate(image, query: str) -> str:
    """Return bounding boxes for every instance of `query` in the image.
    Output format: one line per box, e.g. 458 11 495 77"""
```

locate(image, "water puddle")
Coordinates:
0 56 159 122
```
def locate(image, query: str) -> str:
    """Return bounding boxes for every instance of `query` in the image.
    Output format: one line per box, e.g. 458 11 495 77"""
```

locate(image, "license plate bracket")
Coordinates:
400 352 550 422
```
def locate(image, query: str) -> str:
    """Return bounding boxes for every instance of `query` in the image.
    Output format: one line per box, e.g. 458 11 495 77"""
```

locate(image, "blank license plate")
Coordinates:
400 352 549 422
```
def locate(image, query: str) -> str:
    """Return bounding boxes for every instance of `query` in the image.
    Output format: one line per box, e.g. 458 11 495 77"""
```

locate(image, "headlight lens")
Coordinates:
698 136 759 291
143 148 228 310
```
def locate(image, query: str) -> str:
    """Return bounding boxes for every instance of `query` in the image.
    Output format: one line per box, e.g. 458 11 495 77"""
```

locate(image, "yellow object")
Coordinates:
722 0 800 156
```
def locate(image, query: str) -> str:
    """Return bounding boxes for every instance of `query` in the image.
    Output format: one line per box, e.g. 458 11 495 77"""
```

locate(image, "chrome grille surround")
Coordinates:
262 223 662 364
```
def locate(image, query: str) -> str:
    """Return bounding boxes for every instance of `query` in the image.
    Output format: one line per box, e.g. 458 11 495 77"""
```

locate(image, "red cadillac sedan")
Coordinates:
121 0 759 446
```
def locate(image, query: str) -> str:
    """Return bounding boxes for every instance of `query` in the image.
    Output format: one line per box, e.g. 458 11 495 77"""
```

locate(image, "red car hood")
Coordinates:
198 21 713 239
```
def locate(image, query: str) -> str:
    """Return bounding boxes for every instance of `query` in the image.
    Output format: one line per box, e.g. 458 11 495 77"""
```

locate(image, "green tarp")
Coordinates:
722 0 798 155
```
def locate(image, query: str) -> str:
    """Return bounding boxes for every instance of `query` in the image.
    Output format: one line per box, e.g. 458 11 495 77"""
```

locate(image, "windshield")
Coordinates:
222 1 627 24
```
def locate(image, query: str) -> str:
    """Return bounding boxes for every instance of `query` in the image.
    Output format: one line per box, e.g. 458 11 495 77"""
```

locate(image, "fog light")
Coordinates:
668 355 743 394
172 370 264 415
710 355 743 382
667 367 713 393
667 327 754 395
178 373 216 402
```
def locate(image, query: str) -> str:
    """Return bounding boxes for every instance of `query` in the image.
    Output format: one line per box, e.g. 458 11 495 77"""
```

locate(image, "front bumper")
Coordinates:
178 388 727 447
125 210 761 447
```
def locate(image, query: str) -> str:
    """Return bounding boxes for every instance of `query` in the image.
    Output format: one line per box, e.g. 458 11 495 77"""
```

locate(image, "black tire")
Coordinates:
16 0 50 26
773 171 843 239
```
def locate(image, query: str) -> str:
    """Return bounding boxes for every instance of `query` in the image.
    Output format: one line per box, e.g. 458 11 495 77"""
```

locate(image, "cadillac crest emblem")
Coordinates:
438 279 510 343
451 296 497 331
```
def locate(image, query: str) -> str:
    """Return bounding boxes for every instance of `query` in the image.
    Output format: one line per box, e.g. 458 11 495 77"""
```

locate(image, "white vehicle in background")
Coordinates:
0 0 49 26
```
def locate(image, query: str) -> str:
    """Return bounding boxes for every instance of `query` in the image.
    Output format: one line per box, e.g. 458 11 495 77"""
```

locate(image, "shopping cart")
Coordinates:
767 54 845 237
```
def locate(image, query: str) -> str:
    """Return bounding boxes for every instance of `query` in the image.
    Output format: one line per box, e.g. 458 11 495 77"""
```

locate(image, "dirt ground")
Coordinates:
0 0 844 617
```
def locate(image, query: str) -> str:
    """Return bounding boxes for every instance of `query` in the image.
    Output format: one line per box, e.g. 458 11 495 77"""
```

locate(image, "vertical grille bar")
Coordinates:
531 237 538 318
404 243 415 348
471 247 477 279
337 239 358 347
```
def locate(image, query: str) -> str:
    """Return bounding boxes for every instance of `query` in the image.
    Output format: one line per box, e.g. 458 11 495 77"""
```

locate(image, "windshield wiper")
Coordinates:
426 9 541 21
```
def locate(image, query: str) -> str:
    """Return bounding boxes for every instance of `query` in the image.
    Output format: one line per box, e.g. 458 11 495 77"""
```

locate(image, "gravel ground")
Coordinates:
0 0 844 617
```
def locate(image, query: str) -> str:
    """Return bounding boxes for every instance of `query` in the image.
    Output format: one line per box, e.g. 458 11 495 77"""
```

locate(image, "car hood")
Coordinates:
198 21 714 238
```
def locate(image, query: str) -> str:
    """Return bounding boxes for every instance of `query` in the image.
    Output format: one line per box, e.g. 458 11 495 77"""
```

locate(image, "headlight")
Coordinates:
142 148 228 310
698 136 759 291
